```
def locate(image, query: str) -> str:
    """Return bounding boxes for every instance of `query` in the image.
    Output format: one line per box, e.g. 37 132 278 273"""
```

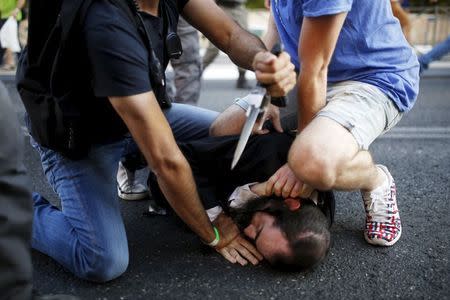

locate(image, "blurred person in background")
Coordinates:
202 0 252 89
166 17 202 106
0 80 32 300
0 0 25 70
418 35 450 73
0 82 78 300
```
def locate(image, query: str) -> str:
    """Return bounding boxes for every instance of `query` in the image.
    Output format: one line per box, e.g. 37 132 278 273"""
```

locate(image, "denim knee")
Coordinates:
76 246 129 283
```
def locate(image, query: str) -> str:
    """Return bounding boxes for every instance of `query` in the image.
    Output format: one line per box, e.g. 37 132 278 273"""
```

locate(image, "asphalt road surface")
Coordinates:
1 64 449 299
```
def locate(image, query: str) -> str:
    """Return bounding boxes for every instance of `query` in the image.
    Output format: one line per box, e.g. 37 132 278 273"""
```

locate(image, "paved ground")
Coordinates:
1 57 449 299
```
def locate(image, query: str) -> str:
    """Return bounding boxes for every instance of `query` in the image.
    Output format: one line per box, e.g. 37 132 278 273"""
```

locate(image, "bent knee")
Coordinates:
288 141 340 190
76 247 129 283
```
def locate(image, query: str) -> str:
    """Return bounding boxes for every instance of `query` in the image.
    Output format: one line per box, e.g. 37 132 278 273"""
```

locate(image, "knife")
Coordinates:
231 43 287 170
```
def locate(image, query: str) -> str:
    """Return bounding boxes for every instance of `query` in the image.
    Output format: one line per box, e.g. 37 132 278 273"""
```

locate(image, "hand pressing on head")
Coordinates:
249 164 314 199
213 213 263 266
265 163 314 199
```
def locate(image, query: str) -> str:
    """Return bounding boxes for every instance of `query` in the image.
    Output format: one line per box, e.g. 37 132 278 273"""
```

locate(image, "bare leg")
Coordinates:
288 81 403 246
288 117 386 192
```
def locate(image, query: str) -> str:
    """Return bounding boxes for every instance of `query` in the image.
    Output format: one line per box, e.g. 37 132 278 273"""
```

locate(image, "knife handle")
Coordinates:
270 43 283 56
257 43 284 91
271 96 286 107
269 43 287 108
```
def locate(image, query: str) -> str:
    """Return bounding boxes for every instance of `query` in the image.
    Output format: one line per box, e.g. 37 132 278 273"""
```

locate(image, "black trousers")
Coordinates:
149 131 335 225
149 132 294 211
0 81 33 299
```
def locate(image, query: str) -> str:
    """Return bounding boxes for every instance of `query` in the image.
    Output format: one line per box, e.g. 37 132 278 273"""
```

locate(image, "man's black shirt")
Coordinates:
79 0 188 144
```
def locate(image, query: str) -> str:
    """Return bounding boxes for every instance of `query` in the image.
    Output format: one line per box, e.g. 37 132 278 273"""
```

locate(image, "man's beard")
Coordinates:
228 196 288 230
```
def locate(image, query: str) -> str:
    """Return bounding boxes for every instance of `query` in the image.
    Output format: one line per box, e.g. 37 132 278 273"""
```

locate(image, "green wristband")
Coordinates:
206 226 220 247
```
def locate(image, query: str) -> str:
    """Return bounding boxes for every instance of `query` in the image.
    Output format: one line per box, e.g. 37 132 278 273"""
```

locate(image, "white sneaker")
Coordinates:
117 161 149 200
361 165 402 246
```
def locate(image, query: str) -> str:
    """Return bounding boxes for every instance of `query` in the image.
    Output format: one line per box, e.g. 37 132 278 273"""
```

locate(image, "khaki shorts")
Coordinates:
316 81 403 150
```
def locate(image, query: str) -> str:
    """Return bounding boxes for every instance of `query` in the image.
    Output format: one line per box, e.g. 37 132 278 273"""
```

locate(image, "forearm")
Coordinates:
209 104 246 136
262 9 280 50
296 14 347 130
224 28 267 71
183 0 266 71
210 97 282 136
133 129 216 244
297 69 327 131
155 155 216 242
110 95 217 244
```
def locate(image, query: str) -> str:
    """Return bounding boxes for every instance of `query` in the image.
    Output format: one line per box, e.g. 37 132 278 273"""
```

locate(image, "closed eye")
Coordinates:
254 227 263 245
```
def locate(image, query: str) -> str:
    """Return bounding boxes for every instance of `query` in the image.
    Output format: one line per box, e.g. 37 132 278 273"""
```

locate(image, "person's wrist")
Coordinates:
203 226 220 247
234 97 250 112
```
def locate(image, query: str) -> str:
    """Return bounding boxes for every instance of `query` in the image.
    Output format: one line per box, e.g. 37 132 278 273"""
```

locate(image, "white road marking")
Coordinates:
381 127 450 139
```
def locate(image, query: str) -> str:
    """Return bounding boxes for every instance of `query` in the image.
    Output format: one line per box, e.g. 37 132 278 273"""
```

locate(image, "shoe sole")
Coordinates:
364 229 402 247
117 187 148 201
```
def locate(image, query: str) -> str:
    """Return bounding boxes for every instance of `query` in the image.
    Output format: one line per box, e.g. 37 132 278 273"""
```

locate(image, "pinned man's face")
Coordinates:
229 197 302 262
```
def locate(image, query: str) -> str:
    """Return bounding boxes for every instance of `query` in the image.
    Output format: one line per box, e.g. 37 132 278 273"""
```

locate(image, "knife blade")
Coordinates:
230 43 287 170
230 104 261 170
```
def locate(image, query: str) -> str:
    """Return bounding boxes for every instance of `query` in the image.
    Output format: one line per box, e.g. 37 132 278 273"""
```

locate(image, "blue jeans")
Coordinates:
419 35 450 71
31 104 218 282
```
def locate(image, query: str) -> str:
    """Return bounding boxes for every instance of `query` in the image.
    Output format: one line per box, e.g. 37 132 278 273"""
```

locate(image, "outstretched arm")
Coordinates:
209 104 247 136
297 13 347 131
209 102 282 137
182 0 295 97
109 91 236 250
182 0 264 71
261 7 280 50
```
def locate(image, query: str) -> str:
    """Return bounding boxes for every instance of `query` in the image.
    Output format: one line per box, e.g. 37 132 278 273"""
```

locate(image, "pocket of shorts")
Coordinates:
384 111 403 133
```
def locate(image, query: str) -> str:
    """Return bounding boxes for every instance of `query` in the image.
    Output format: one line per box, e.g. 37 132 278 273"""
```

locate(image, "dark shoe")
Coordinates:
317 190 335 228
236 75 253 89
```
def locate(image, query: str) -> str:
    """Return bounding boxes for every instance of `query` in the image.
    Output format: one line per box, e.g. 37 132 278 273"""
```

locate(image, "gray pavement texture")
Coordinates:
1 68 450 299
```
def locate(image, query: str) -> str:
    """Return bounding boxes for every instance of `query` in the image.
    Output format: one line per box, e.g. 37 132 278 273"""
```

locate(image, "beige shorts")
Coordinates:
316 81 403 150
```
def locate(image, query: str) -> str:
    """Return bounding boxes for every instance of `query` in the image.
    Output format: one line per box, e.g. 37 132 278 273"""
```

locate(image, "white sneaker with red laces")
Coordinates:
361 165 402 246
